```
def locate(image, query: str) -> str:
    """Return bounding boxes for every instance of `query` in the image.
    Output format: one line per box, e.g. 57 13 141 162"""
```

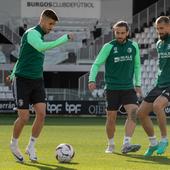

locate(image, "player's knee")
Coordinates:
107 115 116 125
129 108 137 123
36 112 46 121
18 114 30 124
153 102 162 113
137 107 145 119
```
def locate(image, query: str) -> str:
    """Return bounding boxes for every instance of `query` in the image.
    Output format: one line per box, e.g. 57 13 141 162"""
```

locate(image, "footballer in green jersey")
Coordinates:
89 21 142 154
138 16 170 156
10 9 74 163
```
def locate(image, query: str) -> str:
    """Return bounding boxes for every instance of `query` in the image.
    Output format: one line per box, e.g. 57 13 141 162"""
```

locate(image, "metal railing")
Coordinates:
76 31 112 63
0 24 20 44
46 88 80 100
78 72 104 96
132 0 170 32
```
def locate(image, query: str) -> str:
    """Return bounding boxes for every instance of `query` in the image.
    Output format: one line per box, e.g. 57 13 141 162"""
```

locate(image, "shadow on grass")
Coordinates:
114 152 170 165
23 161 79 170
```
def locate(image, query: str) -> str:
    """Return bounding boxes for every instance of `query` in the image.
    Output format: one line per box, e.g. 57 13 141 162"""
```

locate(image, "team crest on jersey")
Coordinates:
18 99 24 107
113 47 118 53
127 48 132 53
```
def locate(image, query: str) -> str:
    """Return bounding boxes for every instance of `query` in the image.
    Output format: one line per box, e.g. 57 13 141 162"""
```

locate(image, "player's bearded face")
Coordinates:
156 23 169 40
114 27 129 43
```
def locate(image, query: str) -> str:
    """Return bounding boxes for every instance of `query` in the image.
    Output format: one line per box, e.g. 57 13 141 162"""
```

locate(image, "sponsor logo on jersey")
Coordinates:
114 55 132 63
159 52 170 58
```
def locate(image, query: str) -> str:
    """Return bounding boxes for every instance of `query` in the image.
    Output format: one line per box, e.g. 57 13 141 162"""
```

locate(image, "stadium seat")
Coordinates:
151 43 156 49
0 50 6 63
143 59 149 66
150 59 155 65
144 78 150 85
151 78 156 86
142 72 148 78
0 92 6 99
152 65 158 72
144 27 149 33
148 72 154 78
146 65 151 72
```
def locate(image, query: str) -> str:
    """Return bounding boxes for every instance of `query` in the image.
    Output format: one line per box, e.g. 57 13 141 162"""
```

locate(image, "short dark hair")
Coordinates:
113 21 129 31
155 16 170 25
41 9 59 21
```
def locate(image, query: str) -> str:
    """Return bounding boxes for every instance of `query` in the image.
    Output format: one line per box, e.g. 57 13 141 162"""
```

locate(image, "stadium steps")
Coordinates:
0 24 20 44
44 50 69 65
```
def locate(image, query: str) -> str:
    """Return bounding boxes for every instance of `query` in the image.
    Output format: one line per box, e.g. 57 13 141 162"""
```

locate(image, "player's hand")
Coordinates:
135 86 142 98
6 75 12 83
88 82 96 91
68 32 74 41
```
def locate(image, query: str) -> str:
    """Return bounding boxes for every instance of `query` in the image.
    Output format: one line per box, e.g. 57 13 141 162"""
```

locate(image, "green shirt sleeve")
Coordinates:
10 61 18 81
89 43 112 82
27 30 69 52
133 42 141 86
153 40 160 85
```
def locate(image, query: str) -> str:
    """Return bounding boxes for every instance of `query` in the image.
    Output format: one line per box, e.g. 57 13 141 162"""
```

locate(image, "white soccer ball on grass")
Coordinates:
56 143 75 163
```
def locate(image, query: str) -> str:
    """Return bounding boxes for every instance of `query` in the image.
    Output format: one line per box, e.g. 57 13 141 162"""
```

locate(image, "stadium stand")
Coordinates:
130 0 170 95
77 0 170 98
0 0 169 101
25 17 101 65
0 49 6 64
0 85 13 100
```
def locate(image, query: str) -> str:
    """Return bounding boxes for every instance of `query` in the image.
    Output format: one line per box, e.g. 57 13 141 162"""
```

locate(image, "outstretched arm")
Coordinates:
27 30 73 52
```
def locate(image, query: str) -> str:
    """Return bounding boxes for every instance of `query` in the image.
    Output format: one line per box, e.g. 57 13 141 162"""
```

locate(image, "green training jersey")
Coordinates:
156 35 170 88
89 39 141 90
12 25 69 79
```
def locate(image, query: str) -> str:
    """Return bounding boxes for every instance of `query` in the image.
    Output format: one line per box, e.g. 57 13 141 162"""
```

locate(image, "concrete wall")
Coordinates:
101 0 132 23
0 0 21 23
0 0 132 24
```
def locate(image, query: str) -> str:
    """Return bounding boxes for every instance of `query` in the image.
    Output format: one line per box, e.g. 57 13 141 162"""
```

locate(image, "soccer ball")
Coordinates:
56 143 75 163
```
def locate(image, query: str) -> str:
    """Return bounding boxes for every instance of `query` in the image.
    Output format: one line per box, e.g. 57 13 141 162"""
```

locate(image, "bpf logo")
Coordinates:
65 102 81 114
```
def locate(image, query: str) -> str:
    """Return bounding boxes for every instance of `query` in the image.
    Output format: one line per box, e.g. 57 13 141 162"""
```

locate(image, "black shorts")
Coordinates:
12 76 46 109
144 86 170 103
105 89 138 111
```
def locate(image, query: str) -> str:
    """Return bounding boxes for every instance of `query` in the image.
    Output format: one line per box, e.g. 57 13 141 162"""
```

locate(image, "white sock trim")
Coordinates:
160 137 168 143
28 136 37 147
11 137 18 145
108 138 114 145
148 136 158 146
123 136 131 145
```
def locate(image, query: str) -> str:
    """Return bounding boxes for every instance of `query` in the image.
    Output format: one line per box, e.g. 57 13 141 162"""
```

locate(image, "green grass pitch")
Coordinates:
0 114 170 170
